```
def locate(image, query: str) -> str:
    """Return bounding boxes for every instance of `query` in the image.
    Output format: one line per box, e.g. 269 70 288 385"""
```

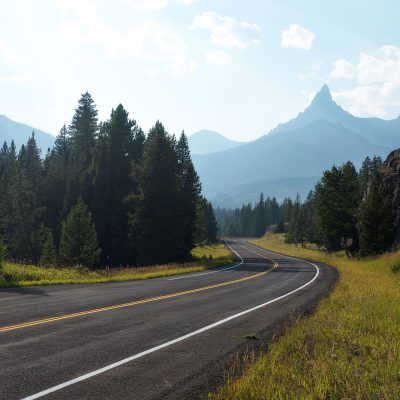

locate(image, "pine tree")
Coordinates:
91 105 143 265
358 171 394 255
286 194 305 245
315 162 360 253
7 134 46 262
63 92 98 214
204 200 218 242
129 121 181 265
59 198 101 267
253 193 267 236
176 132 202 258
42 125 71 243
40 231 58 267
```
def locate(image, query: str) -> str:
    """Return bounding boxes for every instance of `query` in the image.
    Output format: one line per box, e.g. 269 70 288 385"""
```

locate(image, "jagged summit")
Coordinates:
311 84 333 105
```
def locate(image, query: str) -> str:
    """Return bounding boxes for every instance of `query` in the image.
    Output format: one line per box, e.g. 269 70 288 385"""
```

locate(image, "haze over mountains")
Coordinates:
0 115 55 155
2 84 399 208
192 85 400 207
188 129 245 155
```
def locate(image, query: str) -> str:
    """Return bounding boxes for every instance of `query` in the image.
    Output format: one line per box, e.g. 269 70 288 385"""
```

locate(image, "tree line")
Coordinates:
286 157 394 256
217 156 395 256
215 194 290 237
0 92 217 268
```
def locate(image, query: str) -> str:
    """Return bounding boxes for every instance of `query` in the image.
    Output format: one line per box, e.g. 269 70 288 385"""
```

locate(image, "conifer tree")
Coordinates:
63 92 98 213
91 105 143 265
59 198 101 267
8 134 46 262
129 122 181 265
315 162 360 253
176 132 202 258
40 231 58 267
204 200 218 242
358 171 394 255
42 125 71 242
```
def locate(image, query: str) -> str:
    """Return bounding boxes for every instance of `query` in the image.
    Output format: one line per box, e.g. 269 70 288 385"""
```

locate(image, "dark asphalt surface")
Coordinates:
0 239 338 400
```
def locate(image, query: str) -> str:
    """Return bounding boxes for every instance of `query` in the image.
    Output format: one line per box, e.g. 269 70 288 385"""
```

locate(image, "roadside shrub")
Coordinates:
391 261 400 273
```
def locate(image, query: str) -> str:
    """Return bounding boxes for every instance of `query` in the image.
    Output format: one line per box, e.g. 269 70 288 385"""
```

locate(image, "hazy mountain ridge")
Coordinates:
188 129 245 155
194 85 399 207
0 115 55 154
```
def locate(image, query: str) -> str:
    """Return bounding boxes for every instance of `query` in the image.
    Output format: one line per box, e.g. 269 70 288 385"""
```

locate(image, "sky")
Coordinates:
0 0 399 141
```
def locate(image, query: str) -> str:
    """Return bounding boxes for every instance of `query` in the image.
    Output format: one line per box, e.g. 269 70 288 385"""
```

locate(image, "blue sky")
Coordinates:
0 0 399 141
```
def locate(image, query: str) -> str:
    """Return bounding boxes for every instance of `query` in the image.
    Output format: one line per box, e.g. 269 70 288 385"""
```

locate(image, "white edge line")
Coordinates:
22 242 319 400
168 240 243 280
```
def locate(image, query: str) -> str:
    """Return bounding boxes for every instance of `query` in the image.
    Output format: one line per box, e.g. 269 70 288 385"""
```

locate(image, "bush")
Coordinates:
0 236 6 273
391 261 400 273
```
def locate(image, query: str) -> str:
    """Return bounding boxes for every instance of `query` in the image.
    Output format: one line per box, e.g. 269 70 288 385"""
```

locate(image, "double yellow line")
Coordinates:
0 257 278 333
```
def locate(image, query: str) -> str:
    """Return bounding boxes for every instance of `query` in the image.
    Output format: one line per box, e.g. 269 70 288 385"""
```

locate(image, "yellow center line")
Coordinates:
0 250 278 333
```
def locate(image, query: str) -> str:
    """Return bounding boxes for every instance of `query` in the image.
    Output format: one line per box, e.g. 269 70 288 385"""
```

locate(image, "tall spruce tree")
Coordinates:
91 105 144 265
315 162 360 253
176 132 202 259
63 92 98 214
358 170 394 255
8 134 46 262
42 125 70 242
59 198 101 267
129 122 182 265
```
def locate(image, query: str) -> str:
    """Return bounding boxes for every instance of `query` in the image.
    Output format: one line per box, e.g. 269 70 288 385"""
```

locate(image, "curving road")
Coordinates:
0 240 337 400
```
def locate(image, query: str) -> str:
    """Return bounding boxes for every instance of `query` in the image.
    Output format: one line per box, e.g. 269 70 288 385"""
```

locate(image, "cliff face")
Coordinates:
381 148 400 244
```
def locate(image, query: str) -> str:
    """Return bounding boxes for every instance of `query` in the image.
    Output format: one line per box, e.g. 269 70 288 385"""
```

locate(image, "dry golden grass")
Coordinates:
0 243 232 287
210 234 400 400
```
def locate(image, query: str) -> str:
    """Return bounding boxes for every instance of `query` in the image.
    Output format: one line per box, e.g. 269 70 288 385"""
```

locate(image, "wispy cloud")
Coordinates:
191 11 261 49
330 45 400 117
281 24 314 50
57 0 197 76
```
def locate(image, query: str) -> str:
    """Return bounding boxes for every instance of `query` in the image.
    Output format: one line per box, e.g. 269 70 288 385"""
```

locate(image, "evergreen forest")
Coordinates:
216 156 396 257
0 93 217 268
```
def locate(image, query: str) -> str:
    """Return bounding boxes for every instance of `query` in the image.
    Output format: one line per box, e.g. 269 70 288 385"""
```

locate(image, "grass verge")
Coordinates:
210 233 400 399
0 243 232 287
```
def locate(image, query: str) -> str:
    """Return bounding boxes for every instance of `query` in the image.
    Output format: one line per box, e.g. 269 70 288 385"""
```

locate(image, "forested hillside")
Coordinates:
0 93 217 267
218 153 398 257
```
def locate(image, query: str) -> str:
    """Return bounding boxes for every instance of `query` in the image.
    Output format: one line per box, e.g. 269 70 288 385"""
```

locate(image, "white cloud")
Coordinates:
329 58 355 79
57 1 197 76
127 0 198 11
206 51 231 65
191 11 261 49
281 23 314 50
330 45 400 117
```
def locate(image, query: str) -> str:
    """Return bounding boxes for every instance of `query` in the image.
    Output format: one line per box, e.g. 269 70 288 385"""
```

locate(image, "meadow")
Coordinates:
211 234 400 399
0 243 232 287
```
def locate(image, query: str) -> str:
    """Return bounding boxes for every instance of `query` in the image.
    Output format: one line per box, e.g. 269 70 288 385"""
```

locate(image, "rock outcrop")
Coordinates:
381 148 400 245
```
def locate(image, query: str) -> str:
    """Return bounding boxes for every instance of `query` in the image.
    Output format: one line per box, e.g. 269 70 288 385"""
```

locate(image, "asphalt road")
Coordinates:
0 239 338 400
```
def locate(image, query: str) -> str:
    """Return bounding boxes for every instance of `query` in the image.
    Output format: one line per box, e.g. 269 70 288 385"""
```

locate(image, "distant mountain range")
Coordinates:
188 129 245 155
0 115 55 155
193 85 400 207
2 85 399 208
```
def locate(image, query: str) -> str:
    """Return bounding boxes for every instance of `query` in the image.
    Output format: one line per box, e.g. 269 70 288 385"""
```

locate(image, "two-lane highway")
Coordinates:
0 240 337 400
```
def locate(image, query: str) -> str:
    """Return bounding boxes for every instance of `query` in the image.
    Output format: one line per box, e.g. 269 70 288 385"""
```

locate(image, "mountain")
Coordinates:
194 85 400 207
0 115 55 155
188 129 245 155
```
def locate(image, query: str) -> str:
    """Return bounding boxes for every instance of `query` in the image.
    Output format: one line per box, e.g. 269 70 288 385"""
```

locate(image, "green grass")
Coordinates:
210 234 400 400
0 243 233 287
